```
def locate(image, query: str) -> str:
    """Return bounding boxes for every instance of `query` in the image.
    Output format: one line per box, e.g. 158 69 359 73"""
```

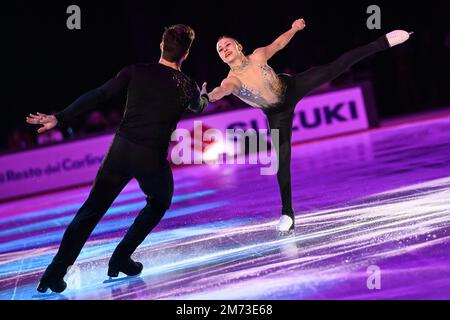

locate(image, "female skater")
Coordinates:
207 18 411 235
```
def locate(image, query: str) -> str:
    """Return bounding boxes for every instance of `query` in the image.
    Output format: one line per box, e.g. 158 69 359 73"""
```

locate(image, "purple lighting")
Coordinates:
1 115 450 300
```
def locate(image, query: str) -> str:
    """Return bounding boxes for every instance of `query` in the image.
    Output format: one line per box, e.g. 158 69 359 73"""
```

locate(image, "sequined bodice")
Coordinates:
234 63 286 109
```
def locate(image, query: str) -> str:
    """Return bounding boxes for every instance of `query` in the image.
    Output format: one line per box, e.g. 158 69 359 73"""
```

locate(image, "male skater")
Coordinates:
207 18 411 235
26 24 209 293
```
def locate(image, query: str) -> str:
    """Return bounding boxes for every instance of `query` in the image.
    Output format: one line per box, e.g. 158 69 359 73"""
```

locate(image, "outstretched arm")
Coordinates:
26 65 132 133
55 65 131 126
253 18 306 61
207 77 241 102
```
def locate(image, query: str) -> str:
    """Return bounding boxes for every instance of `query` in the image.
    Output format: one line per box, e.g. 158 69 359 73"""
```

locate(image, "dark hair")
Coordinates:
162 24 195 62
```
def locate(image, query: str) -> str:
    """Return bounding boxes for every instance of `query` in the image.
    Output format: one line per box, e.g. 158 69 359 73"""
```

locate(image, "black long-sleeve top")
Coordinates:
55 63 208 149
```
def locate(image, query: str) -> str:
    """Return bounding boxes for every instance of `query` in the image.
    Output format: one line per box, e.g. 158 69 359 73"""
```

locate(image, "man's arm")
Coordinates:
55 65 132 126
253 18 306 61
26 66 132 133
207 77 241 102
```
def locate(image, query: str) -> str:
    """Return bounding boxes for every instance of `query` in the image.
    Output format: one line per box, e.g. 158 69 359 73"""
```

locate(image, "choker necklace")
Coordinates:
230 57 250 73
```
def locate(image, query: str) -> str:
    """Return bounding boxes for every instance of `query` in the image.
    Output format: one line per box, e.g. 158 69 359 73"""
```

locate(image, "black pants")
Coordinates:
43 134 174 279
264 36 390 219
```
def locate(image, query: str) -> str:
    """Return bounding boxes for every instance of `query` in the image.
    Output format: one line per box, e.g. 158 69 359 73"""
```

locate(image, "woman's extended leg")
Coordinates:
293 31 410 100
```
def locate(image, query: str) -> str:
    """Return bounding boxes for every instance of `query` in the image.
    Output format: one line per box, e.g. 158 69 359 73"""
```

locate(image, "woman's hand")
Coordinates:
292 18 306 32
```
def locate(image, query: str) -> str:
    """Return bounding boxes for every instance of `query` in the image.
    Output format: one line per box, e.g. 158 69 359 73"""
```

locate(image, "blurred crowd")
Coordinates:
2 109 122 153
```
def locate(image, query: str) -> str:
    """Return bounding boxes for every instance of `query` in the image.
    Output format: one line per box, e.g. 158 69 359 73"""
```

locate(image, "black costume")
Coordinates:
41 63 208 283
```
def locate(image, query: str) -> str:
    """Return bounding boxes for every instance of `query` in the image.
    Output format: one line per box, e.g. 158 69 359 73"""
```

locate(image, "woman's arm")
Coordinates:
207 77 241 102
253 18 306 61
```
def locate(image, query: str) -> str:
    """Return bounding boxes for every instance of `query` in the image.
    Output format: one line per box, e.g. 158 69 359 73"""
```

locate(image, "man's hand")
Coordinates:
292 18 306 32
26 112 58 134
200 82 208 97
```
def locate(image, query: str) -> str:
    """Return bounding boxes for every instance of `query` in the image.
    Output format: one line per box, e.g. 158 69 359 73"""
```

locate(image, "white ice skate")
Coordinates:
276 215 295 236
386 30 413 48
